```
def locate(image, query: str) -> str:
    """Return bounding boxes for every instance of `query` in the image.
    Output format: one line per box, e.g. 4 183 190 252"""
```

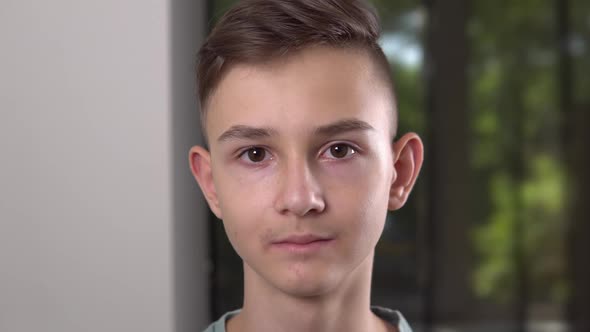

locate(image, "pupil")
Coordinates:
331 144 348 158
248 148 265 162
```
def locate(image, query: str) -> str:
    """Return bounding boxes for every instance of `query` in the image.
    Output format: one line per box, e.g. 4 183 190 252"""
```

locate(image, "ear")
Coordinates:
388 133 424 211
188 145 223 219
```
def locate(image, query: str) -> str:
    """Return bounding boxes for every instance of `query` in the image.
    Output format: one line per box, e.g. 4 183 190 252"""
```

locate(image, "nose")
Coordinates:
274 159 326 217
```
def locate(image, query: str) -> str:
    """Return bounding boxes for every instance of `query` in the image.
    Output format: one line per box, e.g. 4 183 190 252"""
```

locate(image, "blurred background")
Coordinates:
0 0 588 332
208 0 590 331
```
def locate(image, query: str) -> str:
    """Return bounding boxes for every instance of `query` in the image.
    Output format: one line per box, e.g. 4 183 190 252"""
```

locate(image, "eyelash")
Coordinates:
237 146 273 164
236 142 360 164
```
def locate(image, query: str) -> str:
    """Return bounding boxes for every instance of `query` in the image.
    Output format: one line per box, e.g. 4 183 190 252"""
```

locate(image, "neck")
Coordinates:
228 252 389 332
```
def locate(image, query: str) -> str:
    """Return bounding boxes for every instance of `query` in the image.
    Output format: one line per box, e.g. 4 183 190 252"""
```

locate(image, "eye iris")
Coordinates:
330 144 349 158
247 148 265 162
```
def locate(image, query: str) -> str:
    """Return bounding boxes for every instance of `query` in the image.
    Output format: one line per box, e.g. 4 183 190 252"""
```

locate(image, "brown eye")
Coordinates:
246 147 266 162
328 144 354 159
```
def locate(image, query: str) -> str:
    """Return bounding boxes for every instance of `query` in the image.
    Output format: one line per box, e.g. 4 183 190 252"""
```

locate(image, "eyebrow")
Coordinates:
314 118 375 136
217 125 277 142
217 118 374 143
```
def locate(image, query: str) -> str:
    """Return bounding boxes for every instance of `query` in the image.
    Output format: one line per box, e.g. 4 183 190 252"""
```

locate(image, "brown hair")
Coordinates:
196 0 396 133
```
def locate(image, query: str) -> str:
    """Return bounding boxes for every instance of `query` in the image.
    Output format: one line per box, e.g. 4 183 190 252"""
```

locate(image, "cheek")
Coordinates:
322 155 391 204
323 159 391 242
334 184 389 234
214 160 274 208
213 168 275 254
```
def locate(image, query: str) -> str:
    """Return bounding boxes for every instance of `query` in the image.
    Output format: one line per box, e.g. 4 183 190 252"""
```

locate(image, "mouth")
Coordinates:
271 234 334 253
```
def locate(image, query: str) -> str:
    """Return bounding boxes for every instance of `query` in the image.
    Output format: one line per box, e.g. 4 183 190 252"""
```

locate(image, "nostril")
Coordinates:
274 185 325 217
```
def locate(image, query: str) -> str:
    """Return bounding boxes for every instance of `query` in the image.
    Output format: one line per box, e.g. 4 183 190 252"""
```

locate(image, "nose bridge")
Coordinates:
275 153 325 216
286 156 315 193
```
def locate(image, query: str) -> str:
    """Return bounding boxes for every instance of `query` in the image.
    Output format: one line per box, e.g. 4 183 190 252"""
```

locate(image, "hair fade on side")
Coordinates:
196 0 396 133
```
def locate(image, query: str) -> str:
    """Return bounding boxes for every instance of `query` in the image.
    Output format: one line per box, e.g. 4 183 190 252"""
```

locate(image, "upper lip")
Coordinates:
273 234 332 245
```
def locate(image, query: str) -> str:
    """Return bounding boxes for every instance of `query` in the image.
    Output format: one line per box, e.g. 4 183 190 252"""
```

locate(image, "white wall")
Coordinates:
0 1 209 331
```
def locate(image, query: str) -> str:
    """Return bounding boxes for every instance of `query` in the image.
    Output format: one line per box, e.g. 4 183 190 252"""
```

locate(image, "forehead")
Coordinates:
205 46 393 143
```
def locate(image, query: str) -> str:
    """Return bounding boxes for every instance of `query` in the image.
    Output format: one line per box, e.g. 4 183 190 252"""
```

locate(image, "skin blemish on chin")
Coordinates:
288 263 303 280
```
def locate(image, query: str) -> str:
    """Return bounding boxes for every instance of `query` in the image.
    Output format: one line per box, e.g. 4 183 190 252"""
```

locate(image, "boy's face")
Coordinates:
190 46 422 297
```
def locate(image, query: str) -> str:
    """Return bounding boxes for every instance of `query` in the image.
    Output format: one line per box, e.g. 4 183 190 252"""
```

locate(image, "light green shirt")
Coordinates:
202 306 413 332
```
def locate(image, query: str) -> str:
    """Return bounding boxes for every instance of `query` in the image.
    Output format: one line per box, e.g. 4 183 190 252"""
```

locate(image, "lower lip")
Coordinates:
271 239 334 254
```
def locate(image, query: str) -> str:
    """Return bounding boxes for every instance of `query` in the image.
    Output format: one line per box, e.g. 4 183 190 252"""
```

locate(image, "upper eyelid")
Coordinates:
319 141 362 156
235 145 271 156
236 146 275 165
233 141 362 159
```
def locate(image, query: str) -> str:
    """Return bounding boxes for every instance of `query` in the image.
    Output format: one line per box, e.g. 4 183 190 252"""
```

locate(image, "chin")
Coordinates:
271 266 343 298
278 280 335 298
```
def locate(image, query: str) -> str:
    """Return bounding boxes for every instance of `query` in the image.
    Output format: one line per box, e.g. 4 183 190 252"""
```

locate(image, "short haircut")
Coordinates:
196 0 397 136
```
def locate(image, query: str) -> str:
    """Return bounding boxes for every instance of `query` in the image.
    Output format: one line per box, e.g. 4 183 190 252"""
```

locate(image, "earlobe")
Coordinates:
388 133 424 211
188 146 223 219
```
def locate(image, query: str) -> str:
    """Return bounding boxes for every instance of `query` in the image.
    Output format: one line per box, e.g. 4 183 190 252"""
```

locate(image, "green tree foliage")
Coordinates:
469 0 573 306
